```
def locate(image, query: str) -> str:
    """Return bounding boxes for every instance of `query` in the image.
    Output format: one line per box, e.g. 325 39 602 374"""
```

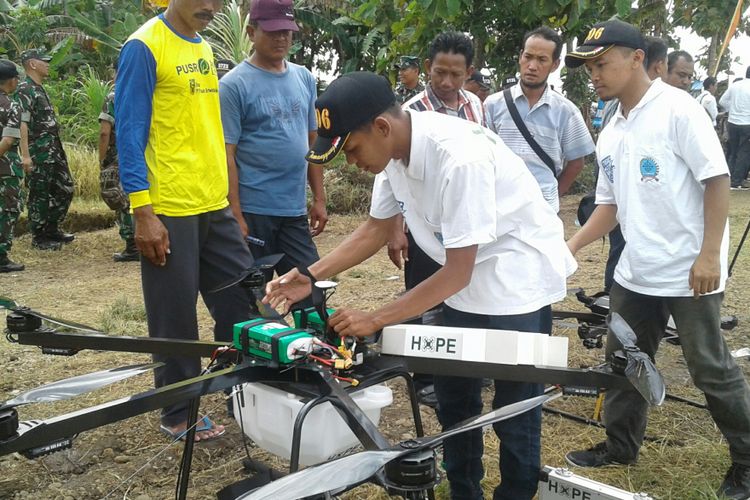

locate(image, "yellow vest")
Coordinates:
127 16 228 216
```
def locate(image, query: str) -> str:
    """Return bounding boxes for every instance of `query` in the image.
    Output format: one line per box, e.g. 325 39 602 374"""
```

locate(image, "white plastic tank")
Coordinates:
233 382 393 466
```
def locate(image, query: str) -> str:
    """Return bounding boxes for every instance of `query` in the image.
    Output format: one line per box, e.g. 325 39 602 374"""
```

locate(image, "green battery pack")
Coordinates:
292 307 335 336
233 318 313 364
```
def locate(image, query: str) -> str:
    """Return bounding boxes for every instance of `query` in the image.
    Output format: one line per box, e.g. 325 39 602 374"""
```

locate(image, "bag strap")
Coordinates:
503 88 557 177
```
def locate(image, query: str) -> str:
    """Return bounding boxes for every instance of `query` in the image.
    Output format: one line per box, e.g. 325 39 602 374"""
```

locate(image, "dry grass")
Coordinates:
66 143 101 201
1 193 750 499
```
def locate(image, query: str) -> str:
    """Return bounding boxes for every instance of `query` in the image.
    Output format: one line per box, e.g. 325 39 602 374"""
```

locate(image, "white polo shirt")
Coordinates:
370 110 576 315
719 78 750 126
595 79 729 297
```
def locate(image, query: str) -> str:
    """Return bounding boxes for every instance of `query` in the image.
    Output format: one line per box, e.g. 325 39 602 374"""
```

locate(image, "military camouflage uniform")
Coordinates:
15 76 74 238
99 91 134 243
395 81 424 104
0 91 23 261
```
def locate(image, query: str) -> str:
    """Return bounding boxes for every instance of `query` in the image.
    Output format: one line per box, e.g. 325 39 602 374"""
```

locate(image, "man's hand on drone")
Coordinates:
329 308 382 338
263 268 313 314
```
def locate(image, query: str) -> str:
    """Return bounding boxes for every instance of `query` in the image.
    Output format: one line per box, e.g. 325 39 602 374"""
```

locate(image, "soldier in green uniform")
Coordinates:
394 55 424 104
0 60 25 272
99 80 138 262
16 49 74 251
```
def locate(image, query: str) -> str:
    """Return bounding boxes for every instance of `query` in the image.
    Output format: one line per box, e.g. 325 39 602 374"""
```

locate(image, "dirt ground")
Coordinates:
2 193 750 500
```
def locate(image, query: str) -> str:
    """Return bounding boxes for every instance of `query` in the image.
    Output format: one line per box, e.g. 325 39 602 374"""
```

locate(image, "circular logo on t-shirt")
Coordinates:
198 58 210 75
640 156 660 182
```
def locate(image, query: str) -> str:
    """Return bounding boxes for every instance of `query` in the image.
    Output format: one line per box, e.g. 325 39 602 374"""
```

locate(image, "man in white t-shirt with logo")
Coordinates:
563 20 750 500
263 71 575 500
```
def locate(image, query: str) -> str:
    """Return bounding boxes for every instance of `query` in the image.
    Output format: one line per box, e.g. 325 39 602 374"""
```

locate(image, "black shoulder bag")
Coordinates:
503 88 557 177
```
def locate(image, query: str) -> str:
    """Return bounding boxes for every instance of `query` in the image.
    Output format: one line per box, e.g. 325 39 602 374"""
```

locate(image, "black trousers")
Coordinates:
141 207 254 426
728 122 750 186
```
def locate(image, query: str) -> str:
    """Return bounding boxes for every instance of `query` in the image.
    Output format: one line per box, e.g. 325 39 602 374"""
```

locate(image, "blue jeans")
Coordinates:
434 305 552 500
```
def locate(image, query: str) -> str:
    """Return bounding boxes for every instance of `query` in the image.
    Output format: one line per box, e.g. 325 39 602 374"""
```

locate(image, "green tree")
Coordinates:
672 0 749 76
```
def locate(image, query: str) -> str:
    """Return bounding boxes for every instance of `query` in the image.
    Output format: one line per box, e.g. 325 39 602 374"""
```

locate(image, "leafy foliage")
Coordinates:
204 0 253 64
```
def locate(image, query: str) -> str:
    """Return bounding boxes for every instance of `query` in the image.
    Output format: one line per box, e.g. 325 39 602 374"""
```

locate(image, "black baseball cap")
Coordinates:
502 75 519 88
394 56 420 69
216 59 235 74
467 70 491 90
565 19 646 68
0 60 19 80
20 49 51 63
306 72 397 165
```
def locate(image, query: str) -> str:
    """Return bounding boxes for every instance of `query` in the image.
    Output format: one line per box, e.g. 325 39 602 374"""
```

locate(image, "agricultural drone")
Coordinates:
0 255 660 500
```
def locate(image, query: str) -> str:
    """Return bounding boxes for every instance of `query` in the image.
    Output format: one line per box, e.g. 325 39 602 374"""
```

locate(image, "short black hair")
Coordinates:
703 76 716 89
428 31 474 68
522 26 563 61
354 102 403 133
644 36 667 69
667 50 693 73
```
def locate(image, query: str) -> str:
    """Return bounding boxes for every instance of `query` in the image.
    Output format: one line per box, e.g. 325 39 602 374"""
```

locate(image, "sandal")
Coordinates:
159 416 226 442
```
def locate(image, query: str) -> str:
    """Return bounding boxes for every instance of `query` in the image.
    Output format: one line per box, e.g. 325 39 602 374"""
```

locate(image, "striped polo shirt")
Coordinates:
484 83 594 211
403 84 485 126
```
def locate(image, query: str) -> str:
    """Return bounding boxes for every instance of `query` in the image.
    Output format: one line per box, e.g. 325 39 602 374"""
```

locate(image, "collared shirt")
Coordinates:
404 84 485 126
719 79 750 125
484 83 595 212
395 81 424 104
14 76 59 143
596 79 729 297
0 91 21 177
369 110 575 315
696 90 718 126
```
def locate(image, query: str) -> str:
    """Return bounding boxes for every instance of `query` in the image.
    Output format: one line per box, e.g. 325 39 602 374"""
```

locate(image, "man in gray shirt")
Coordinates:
484 26 594 212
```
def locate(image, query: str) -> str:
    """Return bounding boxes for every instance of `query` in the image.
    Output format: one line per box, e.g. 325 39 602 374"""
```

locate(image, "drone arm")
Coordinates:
0 362 278 457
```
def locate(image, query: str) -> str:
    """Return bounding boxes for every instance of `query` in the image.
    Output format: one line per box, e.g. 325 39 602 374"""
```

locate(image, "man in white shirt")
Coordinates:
720 67 750 190
697 76 719 126
664 49 695 92
484 26 595 212
563 20 750 500
266 71 575 500
391 31 486 408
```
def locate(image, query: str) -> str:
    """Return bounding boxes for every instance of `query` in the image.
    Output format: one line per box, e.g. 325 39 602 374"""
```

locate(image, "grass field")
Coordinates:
1 192 749 499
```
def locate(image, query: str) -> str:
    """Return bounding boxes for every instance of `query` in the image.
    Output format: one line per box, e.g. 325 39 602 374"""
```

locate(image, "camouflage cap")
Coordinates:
20 49 52 64
394 56 420 70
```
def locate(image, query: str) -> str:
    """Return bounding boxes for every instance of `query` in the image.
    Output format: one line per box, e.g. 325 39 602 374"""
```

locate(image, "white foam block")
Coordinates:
381 323 568 367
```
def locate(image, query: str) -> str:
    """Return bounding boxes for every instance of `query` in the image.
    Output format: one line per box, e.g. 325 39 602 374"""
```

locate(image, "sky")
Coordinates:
547 7 750 89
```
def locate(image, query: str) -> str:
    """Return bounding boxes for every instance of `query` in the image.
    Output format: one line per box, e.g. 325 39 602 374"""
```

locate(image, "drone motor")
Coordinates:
6 309 42 333
0 408 18 441
383 447 439 493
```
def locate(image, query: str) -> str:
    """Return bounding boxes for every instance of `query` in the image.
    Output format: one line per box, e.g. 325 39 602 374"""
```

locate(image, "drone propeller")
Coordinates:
209 254 285 294
19 309 106 334
0 296 19 310
0 362 163 411
608 312 666 406
238 392 556 500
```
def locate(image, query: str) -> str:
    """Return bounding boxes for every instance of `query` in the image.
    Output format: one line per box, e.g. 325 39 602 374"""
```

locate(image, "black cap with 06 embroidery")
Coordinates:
565 19 646 68
306 72 397 165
